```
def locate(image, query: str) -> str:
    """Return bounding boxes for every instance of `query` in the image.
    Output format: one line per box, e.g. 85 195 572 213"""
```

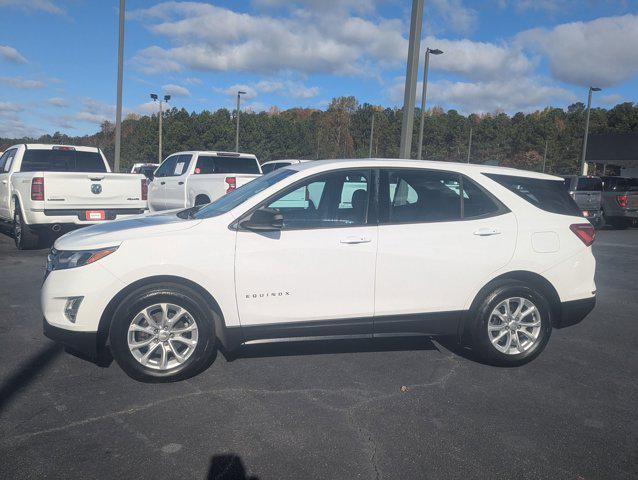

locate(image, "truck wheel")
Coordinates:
470 280 552 366
13 204 40 250
109 282 217 382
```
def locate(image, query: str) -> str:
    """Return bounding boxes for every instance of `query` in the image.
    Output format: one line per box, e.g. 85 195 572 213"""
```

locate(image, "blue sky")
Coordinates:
0 0 636 137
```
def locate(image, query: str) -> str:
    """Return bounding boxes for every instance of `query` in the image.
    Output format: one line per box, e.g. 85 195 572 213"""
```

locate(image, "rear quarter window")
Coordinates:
485 173 581 216
213 156 260 174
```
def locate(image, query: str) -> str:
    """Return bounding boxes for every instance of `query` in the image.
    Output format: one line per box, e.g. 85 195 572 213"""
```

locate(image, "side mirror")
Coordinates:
240 208 283 231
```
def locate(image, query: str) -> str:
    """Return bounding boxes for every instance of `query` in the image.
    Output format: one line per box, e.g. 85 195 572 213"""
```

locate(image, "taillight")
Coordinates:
617 194 628 208
225 176 236 193
141 179 148 201
570 223 595 247
31 177 44 201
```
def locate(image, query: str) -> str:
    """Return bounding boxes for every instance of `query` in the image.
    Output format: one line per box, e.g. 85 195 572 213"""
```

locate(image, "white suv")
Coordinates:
42 159 596 382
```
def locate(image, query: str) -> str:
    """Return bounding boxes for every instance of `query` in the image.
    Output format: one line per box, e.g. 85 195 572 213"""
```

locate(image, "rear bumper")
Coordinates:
43 317 99 360
556 296 596 328
25 207 147 227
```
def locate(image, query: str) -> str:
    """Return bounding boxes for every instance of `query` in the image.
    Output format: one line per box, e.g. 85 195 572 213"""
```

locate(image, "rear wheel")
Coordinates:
13 204 39 250
109 283 217 382
194 194 210 206
470 281 552 366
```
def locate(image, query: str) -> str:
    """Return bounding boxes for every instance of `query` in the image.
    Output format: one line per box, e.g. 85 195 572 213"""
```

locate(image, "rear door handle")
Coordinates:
473 227 501 236
178 181 184 185
340 236 372 244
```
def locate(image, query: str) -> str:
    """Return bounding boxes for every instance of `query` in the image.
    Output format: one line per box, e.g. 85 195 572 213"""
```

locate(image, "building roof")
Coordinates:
586 134 638 163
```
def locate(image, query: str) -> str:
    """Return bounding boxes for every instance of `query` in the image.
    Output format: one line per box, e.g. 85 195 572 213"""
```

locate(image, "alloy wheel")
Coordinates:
487 297 541 355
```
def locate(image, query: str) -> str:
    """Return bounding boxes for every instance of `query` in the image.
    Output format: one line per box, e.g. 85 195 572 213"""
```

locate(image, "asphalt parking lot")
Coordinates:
0 230 637 480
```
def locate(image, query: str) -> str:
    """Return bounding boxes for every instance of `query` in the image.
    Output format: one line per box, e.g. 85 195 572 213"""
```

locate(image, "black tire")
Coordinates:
13 203 39 250
194 195 210 206
470 280 552 366
109 282 217 382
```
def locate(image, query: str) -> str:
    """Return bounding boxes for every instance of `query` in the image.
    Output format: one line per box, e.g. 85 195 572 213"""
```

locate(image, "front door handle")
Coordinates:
473 227 501 236
178 181 184 185
1 180 7 184
340 236 372 244
160 181 166 185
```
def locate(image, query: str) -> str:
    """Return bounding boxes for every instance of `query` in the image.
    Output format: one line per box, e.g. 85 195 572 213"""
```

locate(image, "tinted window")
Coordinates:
213 156 260 174
575 177 602 191
602 177 638 191
3 150 16 172
20 149 106 172
462 177 502 218
263 170 370 229
193 168 296 219
383 170 462 223
195 156 215 174
486 173 581 216
155 156 177 178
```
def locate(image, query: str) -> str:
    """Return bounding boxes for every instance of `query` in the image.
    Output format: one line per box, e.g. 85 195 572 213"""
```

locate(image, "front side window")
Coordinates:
193 168 297 219
260 169 371 229
173 154 191 176
155 156 178 178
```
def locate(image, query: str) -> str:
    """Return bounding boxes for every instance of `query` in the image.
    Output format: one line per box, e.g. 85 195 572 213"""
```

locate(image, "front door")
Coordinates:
0 149 17 219
148 156 178 211
234 169 377 339
164 154 192 210
374 168 517 335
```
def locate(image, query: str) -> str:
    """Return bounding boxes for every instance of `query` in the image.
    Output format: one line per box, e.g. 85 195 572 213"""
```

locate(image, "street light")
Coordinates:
150 93 171 163
417 47 443 160
235 90 246 152
114 0 125 173
580 86 601 175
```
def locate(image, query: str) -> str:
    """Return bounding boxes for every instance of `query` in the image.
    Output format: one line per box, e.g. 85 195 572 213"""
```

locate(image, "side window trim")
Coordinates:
379 167 509 225
234 168 376 231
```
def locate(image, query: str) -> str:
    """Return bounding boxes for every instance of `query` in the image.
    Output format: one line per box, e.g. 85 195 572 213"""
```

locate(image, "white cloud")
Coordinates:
517 14 638 87
135 101 160 115
130 2 406 75
389 77 576 114
184 77 202 85
0 118 43 138
47 97 68 107
0 0 64 15
428 0 478 34
162 83 191 97
73 98 115 124
422 36 533 81
598 93 623 105
0 45 27 64
0 76 45 89
0 101 23 114
214 79 319 101
214 84 258 100
252 0 377 15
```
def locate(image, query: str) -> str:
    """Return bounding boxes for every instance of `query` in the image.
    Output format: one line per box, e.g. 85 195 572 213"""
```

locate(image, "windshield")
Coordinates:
192 168 297 219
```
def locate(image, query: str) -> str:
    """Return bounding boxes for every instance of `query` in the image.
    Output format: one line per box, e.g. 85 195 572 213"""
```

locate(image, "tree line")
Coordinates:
2 98 637 174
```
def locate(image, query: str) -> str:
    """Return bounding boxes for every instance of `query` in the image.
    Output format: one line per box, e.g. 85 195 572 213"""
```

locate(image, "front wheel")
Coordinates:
109 283 217 382
470 281 552 366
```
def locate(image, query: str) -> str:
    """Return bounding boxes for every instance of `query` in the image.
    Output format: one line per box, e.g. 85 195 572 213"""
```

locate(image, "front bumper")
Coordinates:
556 296 596 328
43 317 99 360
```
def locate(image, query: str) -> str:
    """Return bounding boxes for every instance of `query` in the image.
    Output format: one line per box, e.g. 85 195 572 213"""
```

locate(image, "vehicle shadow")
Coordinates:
222 335 439 362
207 454 259 480
0 342 63 413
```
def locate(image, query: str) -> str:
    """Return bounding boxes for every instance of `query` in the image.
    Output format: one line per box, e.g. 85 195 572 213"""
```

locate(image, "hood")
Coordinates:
54 211 202 250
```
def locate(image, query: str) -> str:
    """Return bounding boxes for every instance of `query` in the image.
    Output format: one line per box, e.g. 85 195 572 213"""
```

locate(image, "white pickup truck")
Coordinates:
147 151 262 211
0 144 148 249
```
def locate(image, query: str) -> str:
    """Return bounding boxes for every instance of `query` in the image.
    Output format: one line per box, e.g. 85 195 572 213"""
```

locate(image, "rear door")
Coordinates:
164 154 193 210
374 168 517 335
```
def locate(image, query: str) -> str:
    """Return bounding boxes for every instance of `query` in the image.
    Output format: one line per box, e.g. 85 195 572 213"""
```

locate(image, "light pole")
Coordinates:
398 0 425 159
467 126 473 163
369 110 375 158
235 90 246 152
150 93 170 163
113 0 125 173
580 86 601 175
417 47 443 160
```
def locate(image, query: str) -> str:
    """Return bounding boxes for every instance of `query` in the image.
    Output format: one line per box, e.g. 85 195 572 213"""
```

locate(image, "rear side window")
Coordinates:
20 149 106 173
217 156 259 174
485 173 581 216
261 162 291 174
575 177 602 191
602 177 638 191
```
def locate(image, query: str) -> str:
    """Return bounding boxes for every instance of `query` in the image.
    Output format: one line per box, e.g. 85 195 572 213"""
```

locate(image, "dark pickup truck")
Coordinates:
600 176 638 229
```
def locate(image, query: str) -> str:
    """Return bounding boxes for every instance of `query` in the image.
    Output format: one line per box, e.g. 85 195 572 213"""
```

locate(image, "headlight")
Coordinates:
47 246 118 271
